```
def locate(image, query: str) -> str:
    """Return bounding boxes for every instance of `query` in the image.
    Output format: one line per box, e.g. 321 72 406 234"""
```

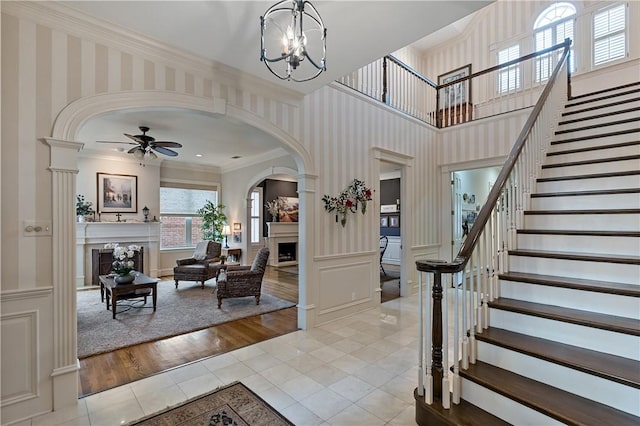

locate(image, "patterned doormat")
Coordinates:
127 382 293 426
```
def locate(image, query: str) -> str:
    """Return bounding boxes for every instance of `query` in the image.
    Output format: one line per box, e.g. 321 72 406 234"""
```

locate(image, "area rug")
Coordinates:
380 269 400 282
77 280 296 358
127 382 293 426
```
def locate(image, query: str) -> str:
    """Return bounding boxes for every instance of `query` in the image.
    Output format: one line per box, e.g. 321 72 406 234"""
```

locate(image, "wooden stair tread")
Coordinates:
524 208 640 215
547 140 640 156
566 87 640 108
559 106 640 125
508 248 640 264
555 116 639 135
488 298 640 336
537 169 640 182
460 361 640 426
563 96 640 117
476 327 640 388
551 128 640 144
568 81 640 100
414 389 510 426
498 271 640 296
531 187 640 197
541 154 640 168
516 229 640 238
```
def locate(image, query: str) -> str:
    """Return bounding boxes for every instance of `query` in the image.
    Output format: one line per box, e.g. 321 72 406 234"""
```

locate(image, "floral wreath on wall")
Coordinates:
322 179 373 227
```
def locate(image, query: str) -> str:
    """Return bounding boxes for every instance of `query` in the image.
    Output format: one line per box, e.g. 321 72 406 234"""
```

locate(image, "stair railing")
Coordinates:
336 41 572 128
415 39 571 408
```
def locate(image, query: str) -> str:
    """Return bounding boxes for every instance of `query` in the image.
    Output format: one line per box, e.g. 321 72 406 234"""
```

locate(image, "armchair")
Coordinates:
173 241 222 289
216 247 269 308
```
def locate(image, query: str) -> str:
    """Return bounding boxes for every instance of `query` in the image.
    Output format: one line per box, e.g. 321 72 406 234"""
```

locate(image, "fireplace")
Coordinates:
278 242 297 263
267 222 298 267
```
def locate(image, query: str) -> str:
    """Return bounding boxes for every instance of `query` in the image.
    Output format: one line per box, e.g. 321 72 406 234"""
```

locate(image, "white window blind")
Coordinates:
534 2 576 81
593 4 626 66
497 45 521 93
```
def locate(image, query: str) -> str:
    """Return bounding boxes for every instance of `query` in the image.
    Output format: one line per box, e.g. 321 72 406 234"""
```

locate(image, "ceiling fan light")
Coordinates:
149 151 158 160
133 148 145 159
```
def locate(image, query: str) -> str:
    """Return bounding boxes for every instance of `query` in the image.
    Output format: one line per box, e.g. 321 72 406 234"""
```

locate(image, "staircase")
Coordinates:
416 82 640 425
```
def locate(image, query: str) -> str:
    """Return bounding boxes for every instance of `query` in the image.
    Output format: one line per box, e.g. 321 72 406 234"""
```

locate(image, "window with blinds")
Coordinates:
159 185 218 249
593 3 627 66
250 189 262 244
534 2 576 81
497 45 521 93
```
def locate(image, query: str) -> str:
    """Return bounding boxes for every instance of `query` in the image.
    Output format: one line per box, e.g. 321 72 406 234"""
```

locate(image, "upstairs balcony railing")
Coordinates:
337 40 572 129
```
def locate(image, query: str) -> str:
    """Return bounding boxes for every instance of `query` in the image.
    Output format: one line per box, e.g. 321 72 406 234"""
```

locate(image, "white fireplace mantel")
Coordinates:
267 222 298 267
76 222 160 286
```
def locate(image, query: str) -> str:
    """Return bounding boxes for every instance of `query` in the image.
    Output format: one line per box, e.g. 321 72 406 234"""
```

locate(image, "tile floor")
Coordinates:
28 293 423 426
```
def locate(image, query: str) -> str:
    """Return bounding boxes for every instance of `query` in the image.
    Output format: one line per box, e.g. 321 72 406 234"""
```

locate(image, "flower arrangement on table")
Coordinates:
104 243 141 278
322 179 373 227
265 198 285 222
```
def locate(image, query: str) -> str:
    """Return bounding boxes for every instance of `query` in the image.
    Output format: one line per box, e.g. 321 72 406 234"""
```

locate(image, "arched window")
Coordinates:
534 2 576 81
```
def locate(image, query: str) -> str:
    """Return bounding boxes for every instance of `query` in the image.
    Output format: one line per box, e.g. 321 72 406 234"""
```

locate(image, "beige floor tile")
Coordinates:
299 388 352 421
88 398 145 426
327 403 386 426
329 376 375 403
280 402 325 426
32 400 88 426
355 388 409 423
177 372 224 399
136 384 188 415
278 374 324 401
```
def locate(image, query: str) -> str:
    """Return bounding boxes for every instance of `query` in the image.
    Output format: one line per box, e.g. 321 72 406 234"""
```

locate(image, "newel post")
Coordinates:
431 271 444 398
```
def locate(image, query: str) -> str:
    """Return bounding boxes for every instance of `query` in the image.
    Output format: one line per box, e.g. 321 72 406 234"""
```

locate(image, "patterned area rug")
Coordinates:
77 280 296 358
128 382 293 426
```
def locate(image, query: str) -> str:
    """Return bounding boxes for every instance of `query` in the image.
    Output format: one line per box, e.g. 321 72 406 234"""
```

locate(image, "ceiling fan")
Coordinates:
97 126 182 159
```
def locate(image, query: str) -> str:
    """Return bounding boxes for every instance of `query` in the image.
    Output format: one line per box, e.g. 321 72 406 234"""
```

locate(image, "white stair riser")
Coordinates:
554 121 639 140
545 144 640 165
548 132 640 153
562 100 640 121
536 175 640 192
499 279 640 318
540 158 640 178
508 255 640 284
476 341 640 416
459 377 564 426
566 90 640 109
530 193 640 210
524 214 640 231
489 309 640 359
516 233 640 257
558 108 640 130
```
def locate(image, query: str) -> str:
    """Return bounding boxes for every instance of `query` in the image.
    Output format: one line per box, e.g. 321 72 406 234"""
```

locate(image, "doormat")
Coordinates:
127 382 294 426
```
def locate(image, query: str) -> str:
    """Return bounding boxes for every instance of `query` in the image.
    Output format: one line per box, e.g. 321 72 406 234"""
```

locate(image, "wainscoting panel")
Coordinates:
0 310 38 405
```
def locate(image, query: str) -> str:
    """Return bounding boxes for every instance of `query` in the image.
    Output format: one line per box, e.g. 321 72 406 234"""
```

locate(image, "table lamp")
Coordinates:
222 225 231 249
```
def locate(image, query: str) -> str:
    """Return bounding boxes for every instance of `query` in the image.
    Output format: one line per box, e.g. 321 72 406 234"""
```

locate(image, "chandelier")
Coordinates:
260 0 327 82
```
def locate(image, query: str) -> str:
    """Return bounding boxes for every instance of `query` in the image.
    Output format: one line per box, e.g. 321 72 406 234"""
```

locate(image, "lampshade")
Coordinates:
133 148 145 159
222 225 231 235
260 0 327 82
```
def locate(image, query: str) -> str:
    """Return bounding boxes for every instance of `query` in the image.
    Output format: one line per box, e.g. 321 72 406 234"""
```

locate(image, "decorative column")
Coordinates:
43 138 83 409
296 173 317 330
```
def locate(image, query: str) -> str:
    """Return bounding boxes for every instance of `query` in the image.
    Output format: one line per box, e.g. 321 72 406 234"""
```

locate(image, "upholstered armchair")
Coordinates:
216 247 269 308
173 241 222 289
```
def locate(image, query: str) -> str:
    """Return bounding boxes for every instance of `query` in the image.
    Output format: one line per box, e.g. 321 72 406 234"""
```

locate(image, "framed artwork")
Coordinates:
232 232 241 243
278 196 299 222
380 216 388 227
389 215 400 228
438 64 472 106
97 173 137 213
233 222 242 231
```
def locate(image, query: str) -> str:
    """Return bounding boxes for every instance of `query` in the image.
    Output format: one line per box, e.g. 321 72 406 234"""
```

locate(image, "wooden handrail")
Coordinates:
386 54 437 88
417 39 571 274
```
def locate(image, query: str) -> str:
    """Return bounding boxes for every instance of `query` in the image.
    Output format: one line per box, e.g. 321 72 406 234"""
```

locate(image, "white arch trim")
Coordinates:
50 91 315 175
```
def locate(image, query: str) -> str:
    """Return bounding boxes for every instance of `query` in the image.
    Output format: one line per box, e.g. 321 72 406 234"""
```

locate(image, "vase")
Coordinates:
114 273 135 284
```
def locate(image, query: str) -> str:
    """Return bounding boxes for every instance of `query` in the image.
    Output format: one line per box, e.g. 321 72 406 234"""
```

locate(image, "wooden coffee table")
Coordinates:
99 273 158 319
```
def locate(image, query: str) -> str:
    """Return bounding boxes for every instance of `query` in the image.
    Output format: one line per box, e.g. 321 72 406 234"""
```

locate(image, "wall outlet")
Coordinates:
351 292 356 301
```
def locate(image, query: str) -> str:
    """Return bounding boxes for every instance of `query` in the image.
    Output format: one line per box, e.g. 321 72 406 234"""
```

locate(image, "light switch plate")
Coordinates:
23 220 52 236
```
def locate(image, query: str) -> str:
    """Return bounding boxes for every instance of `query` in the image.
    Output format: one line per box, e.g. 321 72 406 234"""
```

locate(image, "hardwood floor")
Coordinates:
78 266 300 398
77 264 397 397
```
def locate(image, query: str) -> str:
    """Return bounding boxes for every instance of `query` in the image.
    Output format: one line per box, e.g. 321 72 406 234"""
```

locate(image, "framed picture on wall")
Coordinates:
438 64 472 106
380 216 388 227
389 215 400 228
97 173 137 213
233 232 241 243
233 222 242 231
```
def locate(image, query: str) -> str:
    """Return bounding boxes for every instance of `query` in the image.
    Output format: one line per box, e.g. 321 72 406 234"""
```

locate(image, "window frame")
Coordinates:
496 44 521 93
250 188 263 244
533 2 577 82
592 3 627 67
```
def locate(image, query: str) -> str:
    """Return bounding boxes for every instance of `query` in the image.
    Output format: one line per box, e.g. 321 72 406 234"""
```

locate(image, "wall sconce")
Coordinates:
222 225 231 249
260 0 327 82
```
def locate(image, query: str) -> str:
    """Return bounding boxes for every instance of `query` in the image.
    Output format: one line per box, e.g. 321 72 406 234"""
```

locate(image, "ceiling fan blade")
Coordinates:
151 141 182 148
96 140 137 145
124 133 144 143
152 146 179 157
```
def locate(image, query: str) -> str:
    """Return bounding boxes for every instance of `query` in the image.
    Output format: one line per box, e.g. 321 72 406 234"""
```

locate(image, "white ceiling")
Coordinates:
62 1 492 168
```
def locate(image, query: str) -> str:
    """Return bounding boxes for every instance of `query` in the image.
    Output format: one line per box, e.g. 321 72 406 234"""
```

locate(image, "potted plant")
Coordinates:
265 198 283 222
76 195 93 222
196 201 228 243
